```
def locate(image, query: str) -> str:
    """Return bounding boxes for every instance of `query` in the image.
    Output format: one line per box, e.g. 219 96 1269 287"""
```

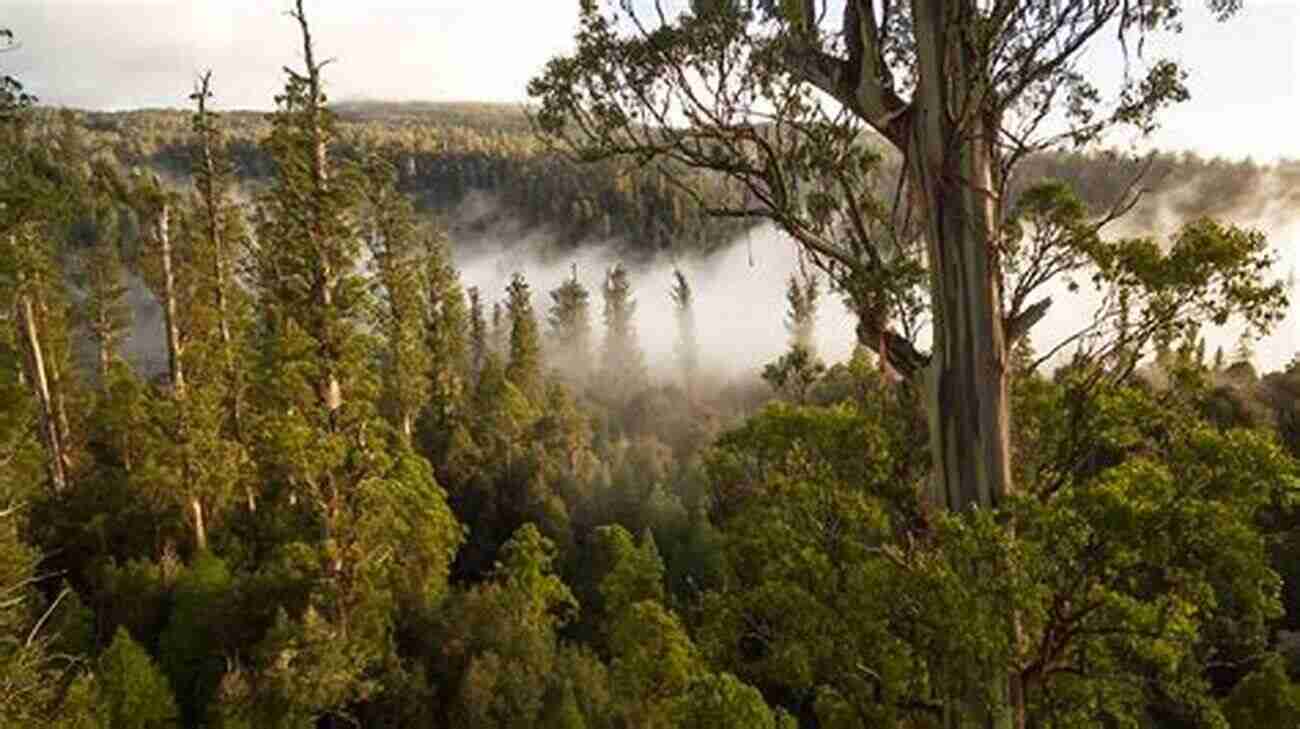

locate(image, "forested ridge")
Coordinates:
4 4 1300 729
53 101 1300 260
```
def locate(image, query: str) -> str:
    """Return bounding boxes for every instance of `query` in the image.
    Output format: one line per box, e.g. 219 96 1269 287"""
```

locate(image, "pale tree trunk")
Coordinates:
190 496 207 552
17 291 67 493
35 292 73 464
909 3 1017 727
789 0 1022 724
156 204 186 398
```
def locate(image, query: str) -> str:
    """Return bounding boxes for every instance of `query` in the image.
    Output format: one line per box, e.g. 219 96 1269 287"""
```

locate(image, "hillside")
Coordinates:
54 101 1300 262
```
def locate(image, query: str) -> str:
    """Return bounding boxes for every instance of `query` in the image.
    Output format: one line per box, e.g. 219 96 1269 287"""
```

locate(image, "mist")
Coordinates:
110 158 1299 384
456 165 1300 383
455 223 859 384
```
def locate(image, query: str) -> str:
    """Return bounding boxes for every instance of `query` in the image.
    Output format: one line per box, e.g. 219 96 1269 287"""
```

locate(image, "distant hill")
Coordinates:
43 102 1300 261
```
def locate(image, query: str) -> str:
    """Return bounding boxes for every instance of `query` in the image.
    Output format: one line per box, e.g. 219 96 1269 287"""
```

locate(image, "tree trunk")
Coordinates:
400 411 414 443
157 203 186 397
190 496 208 552
16 291 66 492
909 3 1015 726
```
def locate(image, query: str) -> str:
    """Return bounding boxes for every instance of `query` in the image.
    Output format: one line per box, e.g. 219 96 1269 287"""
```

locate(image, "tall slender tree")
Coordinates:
783 269 819 357
81 221 131 388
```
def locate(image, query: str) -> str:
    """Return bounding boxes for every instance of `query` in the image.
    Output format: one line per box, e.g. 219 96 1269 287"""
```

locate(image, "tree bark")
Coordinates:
908 2 1015 726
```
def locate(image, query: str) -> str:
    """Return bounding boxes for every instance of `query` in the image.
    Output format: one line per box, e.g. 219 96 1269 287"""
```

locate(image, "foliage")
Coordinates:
96 627 179 729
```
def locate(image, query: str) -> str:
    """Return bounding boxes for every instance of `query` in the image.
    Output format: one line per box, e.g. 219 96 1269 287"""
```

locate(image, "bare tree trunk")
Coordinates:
190 496 207 552
32 291 74 481
909 3 1015 727
156 204 186 397
16 290 66 492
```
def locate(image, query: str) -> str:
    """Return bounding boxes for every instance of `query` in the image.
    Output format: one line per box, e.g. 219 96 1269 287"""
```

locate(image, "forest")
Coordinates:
3 2 1300 729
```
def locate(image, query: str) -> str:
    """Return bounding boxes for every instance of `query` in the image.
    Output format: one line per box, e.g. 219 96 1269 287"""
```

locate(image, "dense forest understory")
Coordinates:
4 3 1300 729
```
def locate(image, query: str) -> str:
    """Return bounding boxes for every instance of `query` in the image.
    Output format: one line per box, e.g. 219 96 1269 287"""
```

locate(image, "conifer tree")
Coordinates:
491 301 508 358
764 269 826 403
547 265 594 386
599 264 646 399
505 273 544 403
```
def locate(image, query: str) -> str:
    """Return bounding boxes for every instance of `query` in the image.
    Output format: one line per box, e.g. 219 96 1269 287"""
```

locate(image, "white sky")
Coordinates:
4 0 1298 368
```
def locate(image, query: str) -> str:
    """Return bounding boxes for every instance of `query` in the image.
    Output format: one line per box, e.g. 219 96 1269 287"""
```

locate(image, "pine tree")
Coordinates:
505 273 544 403
547 265 594 387
599 264 645 400
96 628 180 729
669 268 697 396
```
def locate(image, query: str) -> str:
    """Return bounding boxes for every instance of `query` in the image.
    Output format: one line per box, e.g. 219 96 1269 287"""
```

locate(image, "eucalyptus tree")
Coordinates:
531 2 1289 726
530 0 1285 512
1 109 81 493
